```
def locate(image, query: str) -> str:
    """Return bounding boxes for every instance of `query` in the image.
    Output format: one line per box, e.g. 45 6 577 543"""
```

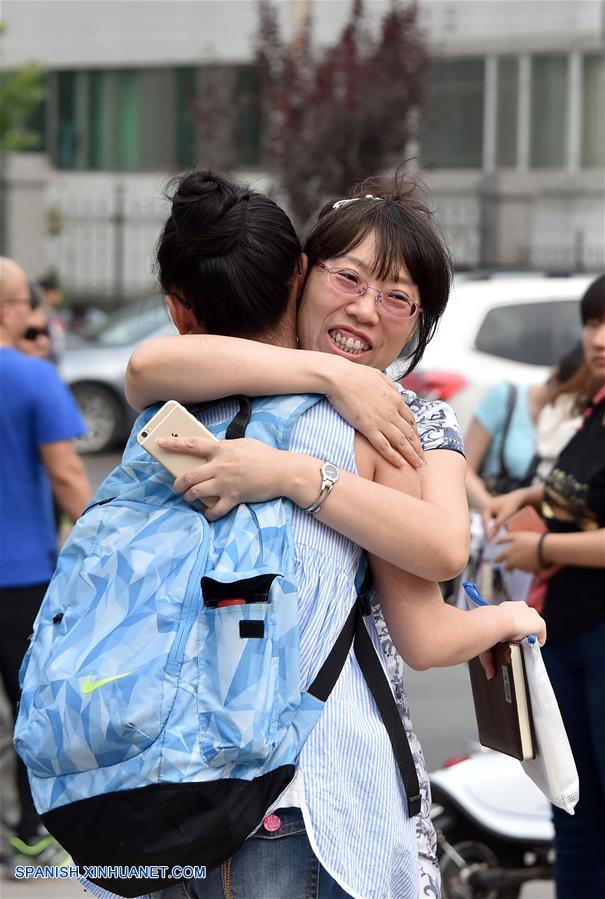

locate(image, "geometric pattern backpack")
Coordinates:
14 394 420 897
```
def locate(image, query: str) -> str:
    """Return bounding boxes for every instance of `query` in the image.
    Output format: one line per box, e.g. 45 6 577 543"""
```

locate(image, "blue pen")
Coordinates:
462 580 537 644
462 580 488 607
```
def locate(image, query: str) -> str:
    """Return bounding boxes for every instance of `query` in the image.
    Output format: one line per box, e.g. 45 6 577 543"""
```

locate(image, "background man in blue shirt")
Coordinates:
0 256 91 864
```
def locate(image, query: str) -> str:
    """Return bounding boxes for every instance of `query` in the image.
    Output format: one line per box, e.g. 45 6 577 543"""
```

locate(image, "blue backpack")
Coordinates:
15 395 419 897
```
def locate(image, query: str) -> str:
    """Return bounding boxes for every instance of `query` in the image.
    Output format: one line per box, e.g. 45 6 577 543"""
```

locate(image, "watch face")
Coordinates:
323 462 339 482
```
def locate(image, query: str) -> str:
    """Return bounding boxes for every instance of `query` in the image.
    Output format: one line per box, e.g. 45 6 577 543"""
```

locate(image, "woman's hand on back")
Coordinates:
324 360 424 469
156 434 318 521
156 435 287 519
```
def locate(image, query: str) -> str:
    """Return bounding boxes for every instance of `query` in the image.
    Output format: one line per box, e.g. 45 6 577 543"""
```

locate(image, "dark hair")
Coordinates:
38 273 60 291
546 341 591 409
156 170 301 337
28 281 43 309
303 170 453 374
581 273 605 325
556 341 585 385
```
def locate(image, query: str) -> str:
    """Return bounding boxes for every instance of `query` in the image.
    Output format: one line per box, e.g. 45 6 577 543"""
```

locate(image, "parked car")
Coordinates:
397 273 595 430
61 300 175 453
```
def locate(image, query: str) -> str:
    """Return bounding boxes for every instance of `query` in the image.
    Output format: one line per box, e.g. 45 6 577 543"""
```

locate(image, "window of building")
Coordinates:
88 71 112 170
582 54 605 168
474 300 581 366
49 65 259 172
115 71 140 171
495 56 518 167
420 58 484 168
56 71 78 169
176 68 198 169
530 55 568 169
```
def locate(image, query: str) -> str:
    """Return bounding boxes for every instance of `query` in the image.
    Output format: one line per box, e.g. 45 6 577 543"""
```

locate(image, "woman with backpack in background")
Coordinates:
123 169 543 899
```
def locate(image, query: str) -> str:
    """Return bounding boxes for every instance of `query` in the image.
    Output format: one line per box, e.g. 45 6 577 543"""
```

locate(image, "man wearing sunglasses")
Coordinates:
0 257 92 870
16 306 52 360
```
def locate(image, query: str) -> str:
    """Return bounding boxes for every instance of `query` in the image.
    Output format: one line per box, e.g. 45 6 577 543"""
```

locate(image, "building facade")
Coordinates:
3 0 604 300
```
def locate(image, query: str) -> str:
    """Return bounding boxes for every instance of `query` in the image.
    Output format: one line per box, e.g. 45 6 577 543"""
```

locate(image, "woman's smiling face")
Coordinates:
297 231 421 372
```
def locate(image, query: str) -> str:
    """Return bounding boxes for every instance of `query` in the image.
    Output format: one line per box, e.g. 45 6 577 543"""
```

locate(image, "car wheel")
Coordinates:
71 383 124 454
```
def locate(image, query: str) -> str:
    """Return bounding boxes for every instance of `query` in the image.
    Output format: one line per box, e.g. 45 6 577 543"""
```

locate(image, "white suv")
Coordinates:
399 273 596 431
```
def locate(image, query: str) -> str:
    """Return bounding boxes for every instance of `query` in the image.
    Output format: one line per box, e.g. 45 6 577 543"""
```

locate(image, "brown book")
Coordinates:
468 642 536 761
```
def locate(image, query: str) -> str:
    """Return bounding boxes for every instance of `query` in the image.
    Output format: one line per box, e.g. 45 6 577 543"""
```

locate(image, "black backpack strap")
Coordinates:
188 396 252 441
307 570 421 818
307 602 357 702
353 603 421 818
225 396 252 440
497 383 517 480
307 566 373 701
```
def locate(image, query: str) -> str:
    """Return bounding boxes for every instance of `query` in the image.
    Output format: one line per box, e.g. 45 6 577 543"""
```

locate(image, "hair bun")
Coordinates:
169 170 249 252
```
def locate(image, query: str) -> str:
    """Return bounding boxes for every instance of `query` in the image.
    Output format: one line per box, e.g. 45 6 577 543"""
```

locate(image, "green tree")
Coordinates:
0 23 46 152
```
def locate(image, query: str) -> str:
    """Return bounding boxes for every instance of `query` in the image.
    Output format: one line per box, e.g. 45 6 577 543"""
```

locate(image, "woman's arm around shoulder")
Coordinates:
126 334 337 409
126 335 423 468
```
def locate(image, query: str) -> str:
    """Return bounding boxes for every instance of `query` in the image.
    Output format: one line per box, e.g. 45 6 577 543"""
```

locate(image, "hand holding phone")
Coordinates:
137 400 219 505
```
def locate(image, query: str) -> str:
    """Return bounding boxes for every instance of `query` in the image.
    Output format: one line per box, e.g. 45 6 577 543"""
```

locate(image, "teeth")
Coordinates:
330 330 369 353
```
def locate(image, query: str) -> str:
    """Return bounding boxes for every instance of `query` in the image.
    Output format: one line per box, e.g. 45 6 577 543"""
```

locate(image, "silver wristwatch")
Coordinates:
303 461 340 515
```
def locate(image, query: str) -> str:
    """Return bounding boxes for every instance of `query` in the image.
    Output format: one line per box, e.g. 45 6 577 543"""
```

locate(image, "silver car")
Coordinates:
61 300 175 453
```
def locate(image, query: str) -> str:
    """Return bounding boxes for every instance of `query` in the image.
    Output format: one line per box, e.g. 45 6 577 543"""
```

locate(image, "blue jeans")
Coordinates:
542 619 605 899
156 809 351 899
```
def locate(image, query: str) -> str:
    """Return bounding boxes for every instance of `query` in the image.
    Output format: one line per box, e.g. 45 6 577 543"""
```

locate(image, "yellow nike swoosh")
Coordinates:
82 672 135 694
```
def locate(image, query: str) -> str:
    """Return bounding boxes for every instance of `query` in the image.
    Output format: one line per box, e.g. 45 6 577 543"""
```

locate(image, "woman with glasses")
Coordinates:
125 170 543 898
128 177 470 584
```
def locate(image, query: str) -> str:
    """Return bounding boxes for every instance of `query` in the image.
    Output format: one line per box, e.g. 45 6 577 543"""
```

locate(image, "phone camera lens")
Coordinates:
141 431 148 438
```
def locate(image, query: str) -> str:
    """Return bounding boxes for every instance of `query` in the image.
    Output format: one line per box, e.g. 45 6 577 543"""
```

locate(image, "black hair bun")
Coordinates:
169 170 250 254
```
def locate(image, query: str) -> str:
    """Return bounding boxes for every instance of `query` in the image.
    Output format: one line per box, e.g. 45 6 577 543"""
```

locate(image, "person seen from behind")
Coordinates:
123 171 545 899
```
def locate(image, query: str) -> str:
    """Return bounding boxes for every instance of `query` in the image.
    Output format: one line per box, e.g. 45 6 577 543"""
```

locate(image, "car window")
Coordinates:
89 302 171 347
474 300 581 366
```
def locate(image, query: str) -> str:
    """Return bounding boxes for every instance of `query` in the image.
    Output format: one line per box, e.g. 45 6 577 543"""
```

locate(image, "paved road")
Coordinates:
0 453 554 898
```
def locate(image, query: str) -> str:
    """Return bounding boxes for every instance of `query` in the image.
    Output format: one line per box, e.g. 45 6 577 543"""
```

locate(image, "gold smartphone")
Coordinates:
137 400 219 504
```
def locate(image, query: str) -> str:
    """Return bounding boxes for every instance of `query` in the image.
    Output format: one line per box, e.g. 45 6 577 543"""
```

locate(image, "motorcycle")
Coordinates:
430 747 555 899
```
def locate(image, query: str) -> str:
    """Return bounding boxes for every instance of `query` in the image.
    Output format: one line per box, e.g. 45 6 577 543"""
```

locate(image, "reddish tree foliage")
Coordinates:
191 0 432 226
255 0 432 225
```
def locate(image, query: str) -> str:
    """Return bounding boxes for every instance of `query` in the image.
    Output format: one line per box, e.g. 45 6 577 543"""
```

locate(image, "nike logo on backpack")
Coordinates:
82 672 135 694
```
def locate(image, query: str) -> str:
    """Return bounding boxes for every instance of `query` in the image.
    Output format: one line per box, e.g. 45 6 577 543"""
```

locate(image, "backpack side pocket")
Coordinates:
198 570 289 766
